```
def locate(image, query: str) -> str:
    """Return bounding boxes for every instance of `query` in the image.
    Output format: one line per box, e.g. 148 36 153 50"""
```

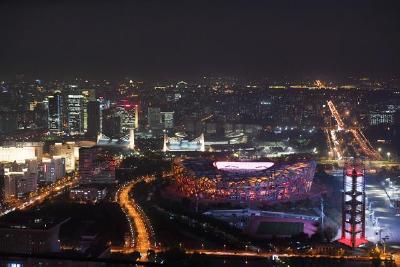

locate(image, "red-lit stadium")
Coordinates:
171 157 316 203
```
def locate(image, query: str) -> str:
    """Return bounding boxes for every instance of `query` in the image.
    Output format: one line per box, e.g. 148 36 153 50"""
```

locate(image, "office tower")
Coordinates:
40 157 66 183
67 95 84 135
117 100 139 132
102 109 121 137
81 89 96 132
147 107 161 129
161 111 174 129
48 92 63 133
87 100 101 137
3 162 38 200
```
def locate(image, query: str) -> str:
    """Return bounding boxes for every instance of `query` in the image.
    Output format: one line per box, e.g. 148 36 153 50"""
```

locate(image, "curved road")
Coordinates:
117 177 153 258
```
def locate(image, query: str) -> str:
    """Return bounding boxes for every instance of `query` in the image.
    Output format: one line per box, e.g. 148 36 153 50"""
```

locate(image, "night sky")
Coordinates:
1 0 400 80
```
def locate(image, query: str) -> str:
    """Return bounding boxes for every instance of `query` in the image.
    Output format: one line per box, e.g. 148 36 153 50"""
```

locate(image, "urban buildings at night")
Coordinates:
1 0 400 266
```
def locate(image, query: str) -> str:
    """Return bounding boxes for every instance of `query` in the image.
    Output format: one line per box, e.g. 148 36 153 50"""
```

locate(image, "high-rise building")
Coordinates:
102 111 121 137
48 92 63 133
101 101 138 137
87 100 101 137
3 162 38 200
117 100 139 132
49 141 96 172
148 107 161 129
67 95 84 135
39 157 66 183
81 89 96 132
161 111 174 129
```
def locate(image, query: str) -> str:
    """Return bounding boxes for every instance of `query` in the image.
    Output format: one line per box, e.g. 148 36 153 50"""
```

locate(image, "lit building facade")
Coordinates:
39 157 66 183
148 107 161 129
172 157 316 204
47 92 63 133
163 134 205 152
3 163 38 200
70 186 107 203
118 100 139 130
0 142 43 163
67 94 84 135
161 111 174 129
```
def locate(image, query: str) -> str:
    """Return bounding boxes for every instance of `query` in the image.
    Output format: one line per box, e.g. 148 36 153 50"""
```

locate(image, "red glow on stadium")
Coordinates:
170 157 316 204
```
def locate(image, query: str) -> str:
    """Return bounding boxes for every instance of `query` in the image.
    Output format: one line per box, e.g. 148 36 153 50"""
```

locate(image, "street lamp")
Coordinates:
387 152 391 161
378 148 382 153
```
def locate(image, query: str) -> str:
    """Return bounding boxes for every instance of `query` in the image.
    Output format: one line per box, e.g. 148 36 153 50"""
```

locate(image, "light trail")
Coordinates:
116 177 154 259
326 100 380 160
185 249 377 260
327 100 345 130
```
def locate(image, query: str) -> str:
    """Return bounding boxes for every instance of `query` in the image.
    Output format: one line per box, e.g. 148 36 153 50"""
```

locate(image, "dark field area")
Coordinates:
1 199 128 247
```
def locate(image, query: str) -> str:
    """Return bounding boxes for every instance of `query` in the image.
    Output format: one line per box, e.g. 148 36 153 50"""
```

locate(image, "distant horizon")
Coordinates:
1 72 400 83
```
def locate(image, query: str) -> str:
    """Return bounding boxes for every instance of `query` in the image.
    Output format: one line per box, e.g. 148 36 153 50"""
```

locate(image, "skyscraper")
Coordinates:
81 89 96 133
87 100 101 138
161 111 174 129
117 100 139 133
48 92 63 133
67 95 84 135
148 107 161 129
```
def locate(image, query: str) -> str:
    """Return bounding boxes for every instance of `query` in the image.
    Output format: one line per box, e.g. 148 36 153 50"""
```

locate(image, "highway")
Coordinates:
326 100 381 160
116 177 154 259
186 249 378 261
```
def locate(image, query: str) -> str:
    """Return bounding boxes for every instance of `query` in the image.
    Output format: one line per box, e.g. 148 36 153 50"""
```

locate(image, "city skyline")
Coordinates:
1 1 400 266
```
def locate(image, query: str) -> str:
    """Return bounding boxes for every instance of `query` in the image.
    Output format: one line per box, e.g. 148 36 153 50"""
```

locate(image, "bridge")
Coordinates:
325 100 381 160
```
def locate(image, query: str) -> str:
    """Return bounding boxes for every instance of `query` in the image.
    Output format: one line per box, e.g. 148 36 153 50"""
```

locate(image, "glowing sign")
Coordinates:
214 162 274 171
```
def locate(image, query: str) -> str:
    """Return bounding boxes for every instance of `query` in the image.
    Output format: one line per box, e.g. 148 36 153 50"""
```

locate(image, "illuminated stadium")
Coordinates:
172 157 316 203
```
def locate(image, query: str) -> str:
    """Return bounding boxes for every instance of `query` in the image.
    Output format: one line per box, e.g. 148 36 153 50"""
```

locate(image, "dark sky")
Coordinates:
1 0 400 80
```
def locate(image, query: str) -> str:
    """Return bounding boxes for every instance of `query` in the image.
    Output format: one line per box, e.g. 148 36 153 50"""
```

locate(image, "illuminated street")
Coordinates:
117 177 153 259
0 175 77 217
